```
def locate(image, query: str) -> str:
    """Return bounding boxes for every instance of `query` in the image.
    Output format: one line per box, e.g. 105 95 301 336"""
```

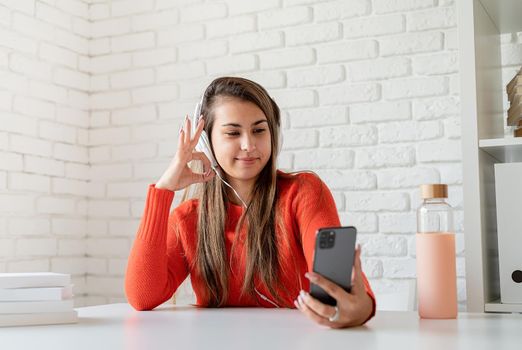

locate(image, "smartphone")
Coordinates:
309 226 357 306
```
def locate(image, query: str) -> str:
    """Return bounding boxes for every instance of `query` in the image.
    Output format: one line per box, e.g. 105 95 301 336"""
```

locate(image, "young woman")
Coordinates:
125 77 376 328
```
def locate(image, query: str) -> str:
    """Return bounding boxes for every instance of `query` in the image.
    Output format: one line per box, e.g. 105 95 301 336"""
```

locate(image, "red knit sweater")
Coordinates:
125 171 375 321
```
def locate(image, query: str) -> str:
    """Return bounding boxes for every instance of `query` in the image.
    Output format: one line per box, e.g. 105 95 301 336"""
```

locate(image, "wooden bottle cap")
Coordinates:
420 184 448 199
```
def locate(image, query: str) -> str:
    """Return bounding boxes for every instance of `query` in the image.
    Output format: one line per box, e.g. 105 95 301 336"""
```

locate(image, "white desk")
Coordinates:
1 303 521 350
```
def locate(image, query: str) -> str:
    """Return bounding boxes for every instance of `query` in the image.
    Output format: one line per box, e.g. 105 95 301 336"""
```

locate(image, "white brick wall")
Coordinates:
6 0 514 311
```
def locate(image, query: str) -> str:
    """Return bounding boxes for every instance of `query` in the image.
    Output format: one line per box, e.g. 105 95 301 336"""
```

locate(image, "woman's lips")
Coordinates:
235 157 259 165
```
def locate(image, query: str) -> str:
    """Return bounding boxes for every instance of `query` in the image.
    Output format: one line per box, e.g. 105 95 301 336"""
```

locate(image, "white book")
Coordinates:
0 272 71 289
0 285 73 301
0 310 78 327
0 299 74 314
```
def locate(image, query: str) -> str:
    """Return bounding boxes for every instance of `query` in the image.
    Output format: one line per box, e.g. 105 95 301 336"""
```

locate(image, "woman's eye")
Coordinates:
254 128 266 134
225 131 240 136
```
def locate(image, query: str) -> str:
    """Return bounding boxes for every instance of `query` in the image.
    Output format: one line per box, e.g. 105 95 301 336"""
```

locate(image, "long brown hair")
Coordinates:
187 77 285 307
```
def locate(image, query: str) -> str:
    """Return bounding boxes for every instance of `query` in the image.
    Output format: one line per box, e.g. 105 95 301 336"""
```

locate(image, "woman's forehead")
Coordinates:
212 99 267 125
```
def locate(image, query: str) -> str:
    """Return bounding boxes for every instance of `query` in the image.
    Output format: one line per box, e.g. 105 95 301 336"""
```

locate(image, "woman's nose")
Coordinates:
240 134 256 152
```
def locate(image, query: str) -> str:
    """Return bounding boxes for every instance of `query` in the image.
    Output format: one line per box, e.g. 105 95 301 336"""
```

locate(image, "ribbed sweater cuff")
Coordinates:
136 184 175 245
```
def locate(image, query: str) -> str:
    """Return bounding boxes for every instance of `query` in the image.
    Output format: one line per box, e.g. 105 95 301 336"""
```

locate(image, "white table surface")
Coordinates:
1 303 521 350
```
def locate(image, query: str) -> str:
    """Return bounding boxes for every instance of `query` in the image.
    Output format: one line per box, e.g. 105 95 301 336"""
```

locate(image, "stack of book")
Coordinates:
506 67 522 136
0 272 78 327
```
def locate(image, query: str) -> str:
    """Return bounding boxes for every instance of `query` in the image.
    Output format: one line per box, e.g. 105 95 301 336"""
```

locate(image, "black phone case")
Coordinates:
309 226 357 306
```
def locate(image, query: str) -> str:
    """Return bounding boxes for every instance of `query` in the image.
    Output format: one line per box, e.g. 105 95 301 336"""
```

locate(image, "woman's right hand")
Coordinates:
155 116 216 191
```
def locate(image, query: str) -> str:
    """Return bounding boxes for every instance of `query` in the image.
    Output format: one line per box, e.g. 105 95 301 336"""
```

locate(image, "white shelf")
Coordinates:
479 137 522 162
485 300 522 313
479 0 522 34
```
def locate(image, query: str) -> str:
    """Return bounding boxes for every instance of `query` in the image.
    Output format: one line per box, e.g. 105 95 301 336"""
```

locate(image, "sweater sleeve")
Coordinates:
125 184 190 311
294 173 376 323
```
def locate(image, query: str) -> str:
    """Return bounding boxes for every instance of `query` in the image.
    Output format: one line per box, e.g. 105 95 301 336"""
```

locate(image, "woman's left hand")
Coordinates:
294 245 374 329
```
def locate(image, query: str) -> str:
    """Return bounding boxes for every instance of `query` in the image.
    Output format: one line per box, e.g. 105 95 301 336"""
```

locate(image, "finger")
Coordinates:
191 151 212 174
192 168 215 184
299 290 337 320
190 117 205 149
305 272 348 301
178 124 185 150
184 115 191 144
351 245 366 295
296 295 331 327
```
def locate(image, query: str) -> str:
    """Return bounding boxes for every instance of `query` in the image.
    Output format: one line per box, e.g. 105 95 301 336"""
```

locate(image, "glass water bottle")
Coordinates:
416 184 457 319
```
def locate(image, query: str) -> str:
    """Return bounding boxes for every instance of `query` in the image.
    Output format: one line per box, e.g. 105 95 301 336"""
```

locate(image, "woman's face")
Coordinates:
210 98 272 184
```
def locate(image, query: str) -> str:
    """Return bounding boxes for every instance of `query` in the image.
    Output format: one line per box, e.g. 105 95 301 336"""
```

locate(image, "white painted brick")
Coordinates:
361 258 383 278
108 220 138 237
288 65 344 88
8 217 50 236
444 29 458 51
68 90 89 111
132 9 178 31
29 81 68 104
90 111 110 127
112 143 157 161
87 238 129 258
288 107 347 128
39 43 77 69
294 149 353 170
178 41 227 61
158 61 204 82
259 7 311 29
65 163 91 180
356 146 415 169
9 53 52 81
383 257 416 278
344 14 404 38
271 89 315 109
7 259 50 272
52 178 88 197
0 0 35 16
9 172 50 193
133 123 177 143
0 171 5 190
10 135 53 157
36 2 71 30
0 26 37 55
24 156 64 177
351 101 410 124
0 71 29 95
359 235 408 257
373 0 435 14
88 201 130 218
132 85 178 105
130 200 146 218
413 96 459 120
331 191 345 211
53 68 90 91
377 167 440 190
280 129 317 150
90 164 132 181
444 118 461 139
286 22 341 46
413 52 459 75
85 276 125 296
339 212 378 233
111 0 154 17
54 28 88 55
259 47 315 69
39 121 76 144
37 197 76 214
90 76 110 92
57 239 85 256
320 125 377 147
107 181 151 198
317 40 377 64
380 32 443 56
54 143 88 163
88 146 110 162
51 257 84 275
87 182 106 199
57 0 87 18
133 48 176 67
314 0 369 21
206 16 255 39
207 54 257 76
379 212 417 233
348 57 410 82
378 120 442 143
317 170 376 191
89 38 110 56
133 161 169 180
0 112 38 136
181 2 227 22
87 258 107 274
88 54 132 74
14 96 55 122
0 238 15 258
346 192 409 212
0 151 23 171
230 31 283 54
12 12 54 42
16 238 57 256
500 43 522 66
417 140 462 162
90 91 132 110
111 32 155 53
0 89 11 110
89 3 109 19
87 219 108 237
158 24 205 46
407 7 456 32
437 163 462 185
0 194 35 214
228 0 279 15
0 132 6 150
112 105 156 126
318 83 379 105
52 218 86 236
108 258 127 275
110 69 154 89
383 77 447 100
